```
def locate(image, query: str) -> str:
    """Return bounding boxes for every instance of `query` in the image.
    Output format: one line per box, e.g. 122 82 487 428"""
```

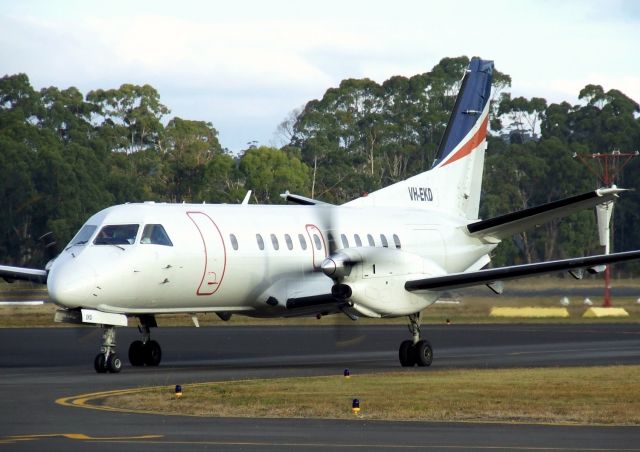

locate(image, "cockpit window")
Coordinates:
94 224 139 246
67 224 97 248
140 224 173 246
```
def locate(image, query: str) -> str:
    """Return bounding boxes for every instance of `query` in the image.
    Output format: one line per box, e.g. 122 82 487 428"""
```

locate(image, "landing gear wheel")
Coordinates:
129 340 145 366
107 353 122 373
414 340 433 367
144 340 162 366
399 340 416 367
94 353 107 373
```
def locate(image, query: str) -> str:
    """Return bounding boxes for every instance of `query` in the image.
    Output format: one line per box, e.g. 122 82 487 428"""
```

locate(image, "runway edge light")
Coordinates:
175 384 183 398
352 398 360 415
344 368 350 378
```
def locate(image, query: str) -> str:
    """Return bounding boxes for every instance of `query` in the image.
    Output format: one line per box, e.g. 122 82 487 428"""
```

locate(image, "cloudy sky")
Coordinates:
1 0 639 152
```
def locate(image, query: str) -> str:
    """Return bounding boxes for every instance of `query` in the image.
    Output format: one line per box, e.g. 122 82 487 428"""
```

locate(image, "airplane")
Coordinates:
2 57 640 374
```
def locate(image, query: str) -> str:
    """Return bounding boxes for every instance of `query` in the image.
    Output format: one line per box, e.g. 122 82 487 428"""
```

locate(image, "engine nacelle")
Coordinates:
334 247 446 317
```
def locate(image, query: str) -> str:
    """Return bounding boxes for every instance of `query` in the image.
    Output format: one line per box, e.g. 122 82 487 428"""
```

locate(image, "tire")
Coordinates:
129 340 145 366
94 353 107 373
144 340 162 366
399 340 416 367
414 340 433 367
107 353 122 373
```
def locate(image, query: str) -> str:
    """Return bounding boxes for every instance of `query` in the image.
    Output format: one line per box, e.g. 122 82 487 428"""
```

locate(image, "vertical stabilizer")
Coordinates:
344 58 493 220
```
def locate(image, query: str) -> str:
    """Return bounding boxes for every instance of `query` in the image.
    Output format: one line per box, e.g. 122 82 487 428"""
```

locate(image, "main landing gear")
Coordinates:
93 316 162 373
398 312 433 367
128 322 162 367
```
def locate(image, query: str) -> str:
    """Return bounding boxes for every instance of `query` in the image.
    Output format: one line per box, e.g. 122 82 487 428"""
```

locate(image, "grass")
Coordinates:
101 365 640 425
1 277 640 327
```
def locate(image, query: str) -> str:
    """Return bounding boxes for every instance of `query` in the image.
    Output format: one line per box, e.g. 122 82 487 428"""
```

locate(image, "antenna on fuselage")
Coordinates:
241 190 252 205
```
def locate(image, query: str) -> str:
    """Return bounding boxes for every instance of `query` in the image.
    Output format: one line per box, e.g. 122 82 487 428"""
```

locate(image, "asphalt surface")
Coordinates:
1 323 639 451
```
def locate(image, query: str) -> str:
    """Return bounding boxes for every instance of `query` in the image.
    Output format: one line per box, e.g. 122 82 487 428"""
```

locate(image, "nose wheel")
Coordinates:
399 312 433 367
94 325 122 373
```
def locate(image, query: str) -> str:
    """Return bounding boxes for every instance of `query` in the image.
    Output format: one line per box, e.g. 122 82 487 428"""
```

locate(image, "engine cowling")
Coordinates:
323 247 446 317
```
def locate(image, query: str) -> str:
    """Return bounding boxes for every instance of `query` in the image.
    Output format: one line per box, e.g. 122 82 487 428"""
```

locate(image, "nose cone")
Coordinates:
47 259 97 309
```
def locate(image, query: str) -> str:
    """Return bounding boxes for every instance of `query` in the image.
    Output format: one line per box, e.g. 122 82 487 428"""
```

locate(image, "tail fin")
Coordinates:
344 58 493 220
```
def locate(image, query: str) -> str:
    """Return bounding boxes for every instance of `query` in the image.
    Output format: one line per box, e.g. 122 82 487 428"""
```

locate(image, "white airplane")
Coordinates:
2 58 639 373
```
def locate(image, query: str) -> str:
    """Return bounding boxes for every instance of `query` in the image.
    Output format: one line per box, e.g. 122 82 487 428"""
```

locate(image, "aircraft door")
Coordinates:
187 212 227 295
305 224 327 270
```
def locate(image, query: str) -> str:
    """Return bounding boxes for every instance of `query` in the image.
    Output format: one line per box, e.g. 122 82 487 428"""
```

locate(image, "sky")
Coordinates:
1 0 639 152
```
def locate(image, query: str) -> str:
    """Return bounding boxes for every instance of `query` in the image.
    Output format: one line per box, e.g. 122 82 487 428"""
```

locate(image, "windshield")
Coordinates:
94 224 139 246
140 224 173 246
66 225 97 248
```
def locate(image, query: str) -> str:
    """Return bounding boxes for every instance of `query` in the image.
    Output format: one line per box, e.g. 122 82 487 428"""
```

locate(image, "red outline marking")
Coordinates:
187 211 227 296
305 224 327 270
440 113 489 167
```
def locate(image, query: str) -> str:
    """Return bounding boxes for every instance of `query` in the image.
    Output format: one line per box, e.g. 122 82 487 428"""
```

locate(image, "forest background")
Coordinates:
1 56 639 273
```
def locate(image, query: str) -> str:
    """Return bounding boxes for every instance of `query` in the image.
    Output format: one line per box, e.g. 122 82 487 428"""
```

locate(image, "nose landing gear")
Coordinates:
94 325 123 373
398 312 433 367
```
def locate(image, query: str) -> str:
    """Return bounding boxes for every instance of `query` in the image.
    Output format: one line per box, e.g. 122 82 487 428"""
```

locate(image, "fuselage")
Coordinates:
47 202 495 318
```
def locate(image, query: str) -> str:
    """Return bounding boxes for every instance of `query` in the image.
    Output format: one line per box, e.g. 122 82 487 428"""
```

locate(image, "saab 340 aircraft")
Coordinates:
2 58 640 373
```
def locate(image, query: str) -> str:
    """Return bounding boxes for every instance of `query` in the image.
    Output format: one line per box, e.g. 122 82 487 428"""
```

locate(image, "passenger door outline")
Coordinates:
305 224 327 270
187 212 227 296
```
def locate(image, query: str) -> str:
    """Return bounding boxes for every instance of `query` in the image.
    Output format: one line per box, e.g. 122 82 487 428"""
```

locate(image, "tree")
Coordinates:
87 84 170 153
239 146 310 203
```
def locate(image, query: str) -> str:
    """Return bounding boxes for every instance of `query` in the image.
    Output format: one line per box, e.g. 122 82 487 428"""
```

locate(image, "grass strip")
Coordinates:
102 365 640 425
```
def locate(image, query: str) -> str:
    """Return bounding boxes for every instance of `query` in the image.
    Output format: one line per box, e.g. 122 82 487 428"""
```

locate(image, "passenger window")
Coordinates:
285 234 293 250
230 234 239 251
354 234 362 247
313 234 322 251
393 234 401 249
380 234 389 248
256 234 265 250
367 234 375 246
271 234 279 250
95 224 139 246
140 224 173 246
298 234 308 250
340 234 349 248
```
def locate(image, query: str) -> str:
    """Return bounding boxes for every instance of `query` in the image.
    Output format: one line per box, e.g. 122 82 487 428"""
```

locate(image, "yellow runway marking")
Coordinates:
0 433 162 445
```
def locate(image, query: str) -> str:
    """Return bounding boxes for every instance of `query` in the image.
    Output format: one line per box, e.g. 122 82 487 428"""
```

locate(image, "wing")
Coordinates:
405 250 640 292
467 188 623 241
0 265 48 284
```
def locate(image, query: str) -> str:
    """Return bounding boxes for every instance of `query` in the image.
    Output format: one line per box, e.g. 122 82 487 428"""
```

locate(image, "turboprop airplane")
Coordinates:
2 58 640 373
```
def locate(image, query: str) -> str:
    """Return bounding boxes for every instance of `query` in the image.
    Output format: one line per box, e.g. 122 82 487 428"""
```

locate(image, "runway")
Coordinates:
1 323 639 450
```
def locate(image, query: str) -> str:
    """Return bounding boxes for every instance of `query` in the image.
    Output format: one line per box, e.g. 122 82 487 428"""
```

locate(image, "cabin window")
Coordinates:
313 234 322 251
94 224 139 246
230 234 239 250
354 234 362 247
380 234 389 248
298 234 307 250
285 234 293 250
271 234 279 250
67 224 97 248
256 234 265 250
393 234 401 249
140 224 173 246
367 234 375 246
340 234 349 248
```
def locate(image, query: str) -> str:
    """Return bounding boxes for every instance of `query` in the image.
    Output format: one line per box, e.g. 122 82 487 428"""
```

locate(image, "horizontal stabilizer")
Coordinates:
0 265 48 284
467 188 625 240
280 191 333 206
405 249 640 292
